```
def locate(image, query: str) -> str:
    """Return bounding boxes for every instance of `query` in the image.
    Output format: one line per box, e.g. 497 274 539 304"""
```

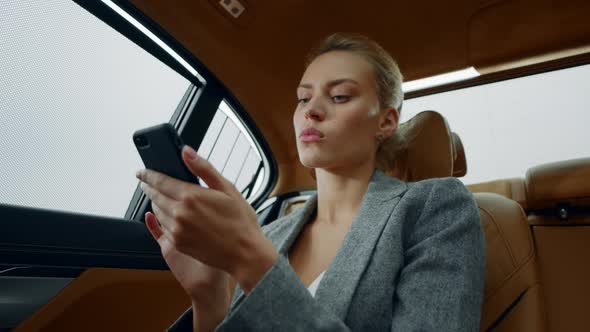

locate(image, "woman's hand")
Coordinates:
137 145 278 293
145 211 230 306
145 212 231 332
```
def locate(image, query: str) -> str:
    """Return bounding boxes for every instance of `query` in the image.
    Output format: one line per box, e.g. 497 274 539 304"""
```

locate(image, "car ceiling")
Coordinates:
130 0 590 194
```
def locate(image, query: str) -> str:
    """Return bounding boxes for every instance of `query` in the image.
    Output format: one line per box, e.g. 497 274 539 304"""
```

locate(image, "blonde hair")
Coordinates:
306 33 406 173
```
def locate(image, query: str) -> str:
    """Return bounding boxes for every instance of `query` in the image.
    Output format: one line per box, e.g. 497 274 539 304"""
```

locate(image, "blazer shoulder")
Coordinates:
400 177 477 223
405 176 471 199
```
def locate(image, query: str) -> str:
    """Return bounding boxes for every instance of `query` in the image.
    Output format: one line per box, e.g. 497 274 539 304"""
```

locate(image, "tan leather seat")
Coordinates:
476 193 546 332
386 110 455 181
428 124 545 331
469 178 528 210
525 157 590 215
524 158 590 332
452 132 467 177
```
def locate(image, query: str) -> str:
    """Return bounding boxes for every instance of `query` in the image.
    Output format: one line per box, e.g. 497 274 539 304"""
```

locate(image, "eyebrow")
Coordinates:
298 78 359 89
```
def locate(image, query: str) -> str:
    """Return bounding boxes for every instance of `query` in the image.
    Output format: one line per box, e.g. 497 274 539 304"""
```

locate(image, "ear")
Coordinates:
378 107 399 138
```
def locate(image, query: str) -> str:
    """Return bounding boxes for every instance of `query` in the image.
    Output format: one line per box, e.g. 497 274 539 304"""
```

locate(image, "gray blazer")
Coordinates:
168 170 485 331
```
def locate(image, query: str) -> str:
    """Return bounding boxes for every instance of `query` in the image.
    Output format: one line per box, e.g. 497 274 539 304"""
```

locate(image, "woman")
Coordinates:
136 33 485 331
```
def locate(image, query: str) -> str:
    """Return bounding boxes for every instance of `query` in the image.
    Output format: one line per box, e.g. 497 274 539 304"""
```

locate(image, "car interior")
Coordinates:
1 0 589 331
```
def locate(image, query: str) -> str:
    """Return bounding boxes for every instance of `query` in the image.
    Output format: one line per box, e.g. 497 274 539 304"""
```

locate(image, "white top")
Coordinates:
307 271 326 297
287 253 325 297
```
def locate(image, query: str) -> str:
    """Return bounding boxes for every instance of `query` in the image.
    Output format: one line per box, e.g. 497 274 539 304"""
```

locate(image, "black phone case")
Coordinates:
133 123 200 185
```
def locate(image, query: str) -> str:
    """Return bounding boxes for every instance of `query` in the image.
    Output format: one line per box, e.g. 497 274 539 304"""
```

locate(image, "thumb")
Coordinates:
145 212 164 243
181 145 233 193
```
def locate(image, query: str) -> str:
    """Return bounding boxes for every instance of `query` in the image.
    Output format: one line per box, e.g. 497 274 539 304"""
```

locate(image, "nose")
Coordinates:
303 98 326 121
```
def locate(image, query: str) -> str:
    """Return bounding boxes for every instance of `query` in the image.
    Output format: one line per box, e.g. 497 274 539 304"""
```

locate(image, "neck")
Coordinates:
314 161 375 225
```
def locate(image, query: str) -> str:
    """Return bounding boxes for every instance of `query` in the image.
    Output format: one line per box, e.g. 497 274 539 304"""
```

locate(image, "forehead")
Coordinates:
300 51 375 87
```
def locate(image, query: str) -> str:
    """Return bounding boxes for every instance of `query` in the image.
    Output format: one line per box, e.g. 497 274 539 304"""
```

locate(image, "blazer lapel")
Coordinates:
274 194 319 256
314 170 407 320
229 170 406 316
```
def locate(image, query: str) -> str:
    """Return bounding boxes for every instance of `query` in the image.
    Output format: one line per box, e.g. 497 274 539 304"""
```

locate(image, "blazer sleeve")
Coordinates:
390 177 486 332
166 236 350 332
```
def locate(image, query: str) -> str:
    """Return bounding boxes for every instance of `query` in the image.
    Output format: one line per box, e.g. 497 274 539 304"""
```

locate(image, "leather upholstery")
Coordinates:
475 193 546 332
387 111 454 181
525 158 590 331
468 178 528 210
13 268 190 332
525 157 590 210
452 132 467 177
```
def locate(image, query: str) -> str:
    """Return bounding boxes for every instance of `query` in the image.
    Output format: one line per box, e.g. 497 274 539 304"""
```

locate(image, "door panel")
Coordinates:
0 276 72 328
13 268 189 332
0 204 165 270
0 203 178 330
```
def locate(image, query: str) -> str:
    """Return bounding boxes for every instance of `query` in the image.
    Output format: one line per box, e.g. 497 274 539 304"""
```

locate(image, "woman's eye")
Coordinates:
332 95 350 103
297 97 310 104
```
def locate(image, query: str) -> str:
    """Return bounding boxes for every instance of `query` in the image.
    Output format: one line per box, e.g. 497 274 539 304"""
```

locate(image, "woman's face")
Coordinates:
294 50 385 171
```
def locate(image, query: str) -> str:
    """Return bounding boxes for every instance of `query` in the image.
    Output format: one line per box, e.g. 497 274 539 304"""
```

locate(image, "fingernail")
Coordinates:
184 145 198 160
136 169 144 180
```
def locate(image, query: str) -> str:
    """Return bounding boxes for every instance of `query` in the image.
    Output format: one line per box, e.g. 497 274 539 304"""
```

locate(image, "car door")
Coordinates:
0 1 275 331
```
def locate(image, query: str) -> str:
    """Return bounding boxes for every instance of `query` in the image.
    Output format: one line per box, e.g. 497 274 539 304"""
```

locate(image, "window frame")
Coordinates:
73 0 204 87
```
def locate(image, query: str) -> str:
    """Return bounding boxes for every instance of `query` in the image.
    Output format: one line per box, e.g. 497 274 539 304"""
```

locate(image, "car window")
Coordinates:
0 0 273 218
199 100 266 201
0 0 192 217
402 64 590 184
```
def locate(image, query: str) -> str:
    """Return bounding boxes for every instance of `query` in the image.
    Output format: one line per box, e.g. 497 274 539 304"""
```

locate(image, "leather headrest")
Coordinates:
387 111 454 182
525 157 590 209
451 132 467 177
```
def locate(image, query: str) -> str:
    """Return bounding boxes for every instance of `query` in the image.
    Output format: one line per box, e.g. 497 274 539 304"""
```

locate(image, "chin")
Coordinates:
298 153 332 169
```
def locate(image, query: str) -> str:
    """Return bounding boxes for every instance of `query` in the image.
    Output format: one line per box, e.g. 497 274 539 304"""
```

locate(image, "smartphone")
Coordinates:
133 123 200 185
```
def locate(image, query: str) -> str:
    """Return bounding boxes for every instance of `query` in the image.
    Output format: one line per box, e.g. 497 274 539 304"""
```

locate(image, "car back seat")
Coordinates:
524 158 590 332
476 192 546 331
469 178 528 210
386 111 455 181
452 132 467 177
439 131 546 331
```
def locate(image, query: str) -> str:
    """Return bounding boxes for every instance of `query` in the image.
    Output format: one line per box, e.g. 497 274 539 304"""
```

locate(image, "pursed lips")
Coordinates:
299 127 324 143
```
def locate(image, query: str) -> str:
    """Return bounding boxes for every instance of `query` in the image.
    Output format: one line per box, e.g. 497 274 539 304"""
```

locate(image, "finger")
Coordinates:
137 169 193 201
181 145 235 194
141 183 177 217
151 202 177 233
145 212 163 241
145 211 179 255
147 209 178 244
